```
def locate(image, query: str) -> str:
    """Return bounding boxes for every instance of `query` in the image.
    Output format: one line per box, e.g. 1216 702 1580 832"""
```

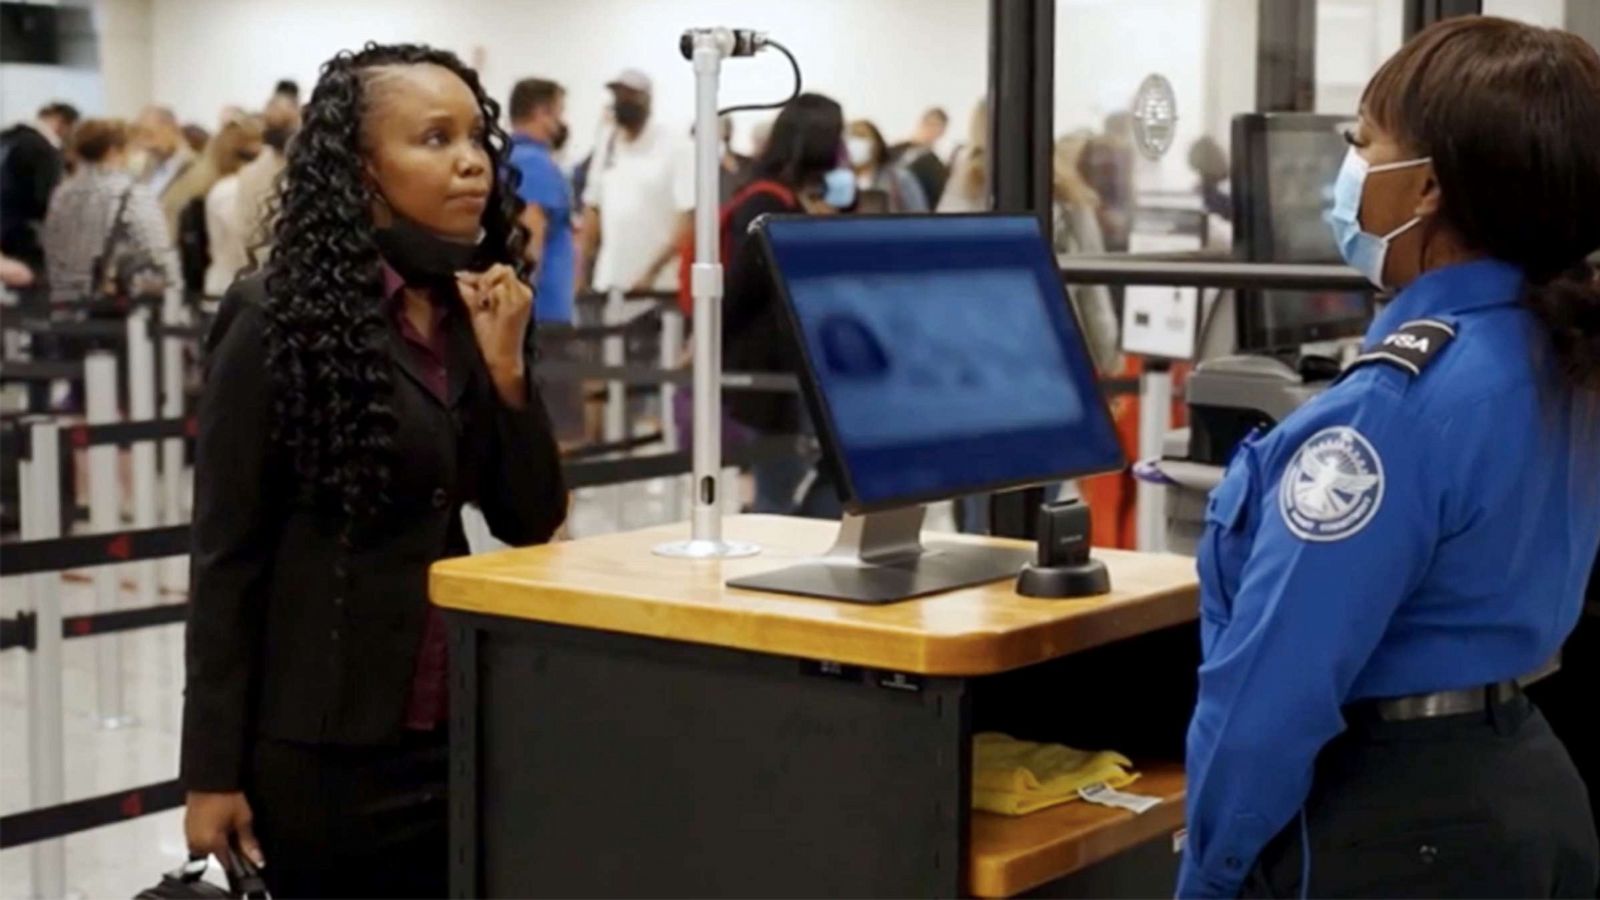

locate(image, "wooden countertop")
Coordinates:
430 515 1198 676
968 762 1186 898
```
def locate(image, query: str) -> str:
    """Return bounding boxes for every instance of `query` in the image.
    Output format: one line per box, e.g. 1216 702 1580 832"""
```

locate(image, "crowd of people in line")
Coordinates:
0 68 1154 343
0 67 1155 514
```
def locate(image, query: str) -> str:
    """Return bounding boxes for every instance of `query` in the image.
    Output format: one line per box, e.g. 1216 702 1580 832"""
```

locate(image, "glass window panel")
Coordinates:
1315 0 1405 115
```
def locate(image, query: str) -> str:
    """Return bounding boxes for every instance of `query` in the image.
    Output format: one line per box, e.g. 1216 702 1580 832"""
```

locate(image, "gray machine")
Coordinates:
1155 354 1340 554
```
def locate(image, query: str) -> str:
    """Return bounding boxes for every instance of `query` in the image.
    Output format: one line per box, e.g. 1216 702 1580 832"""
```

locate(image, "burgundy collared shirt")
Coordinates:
384 263 451 731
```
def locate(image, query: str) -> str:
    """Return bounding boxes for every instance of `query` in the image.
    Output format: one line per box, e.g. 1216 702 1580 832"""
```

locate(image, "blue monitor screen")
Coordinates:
758 214 1125 510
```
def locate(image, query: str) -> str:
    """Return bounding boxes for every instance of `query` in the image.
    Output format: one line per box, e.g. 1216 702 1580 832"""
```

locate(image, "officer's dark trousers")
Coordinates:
243 729 448 899
1242 693 1599 898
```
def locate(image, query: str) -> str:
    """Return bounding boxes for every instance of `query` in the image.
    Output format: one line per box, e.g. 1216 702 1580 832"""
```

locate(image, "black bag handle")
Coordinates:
176 835 269 899
89 188 135 288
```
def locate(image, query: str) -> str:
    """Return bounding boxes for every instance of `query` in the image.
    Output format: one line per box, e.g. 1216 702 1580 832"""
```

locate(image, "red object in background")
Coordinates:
1081 356 1191 550
105 534 132 560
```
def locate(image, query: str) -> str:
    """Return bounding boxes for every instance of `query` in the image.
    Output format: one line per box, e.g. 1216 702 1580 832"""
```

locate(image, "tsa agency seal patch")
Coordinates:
1278 426 1384 542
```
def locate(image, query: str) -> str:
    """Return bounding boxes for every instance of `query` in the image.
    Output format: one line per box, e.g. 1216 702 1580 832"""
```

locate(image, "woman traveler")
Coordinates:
163 115 263 295
42 118 177 310
845 119 928 213
180 43 567 898
722 92 850 516
162 115 262 236
1181 17 1600 898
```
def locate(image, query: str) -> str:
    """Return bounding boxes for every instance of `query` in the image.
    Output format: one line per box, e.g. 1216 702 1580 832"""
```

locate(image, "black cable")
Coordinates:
718 39 802 116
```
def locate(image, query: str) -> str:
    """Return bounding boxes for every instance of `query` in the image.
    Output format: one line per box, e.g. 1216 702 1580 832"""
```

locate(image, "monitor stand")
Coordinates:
727 506 1034 604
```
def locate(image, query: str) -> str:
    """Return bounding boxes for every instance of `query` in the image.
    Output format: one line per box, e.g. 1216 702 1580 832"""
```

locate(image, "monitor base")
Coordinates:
727 506 1032 604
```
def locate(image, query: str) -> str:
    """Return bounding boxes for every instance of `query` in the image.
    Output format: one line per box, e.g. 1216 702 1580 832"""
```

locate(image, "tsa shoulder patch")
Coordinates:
1277 426 1385 542
1351 318 1456 377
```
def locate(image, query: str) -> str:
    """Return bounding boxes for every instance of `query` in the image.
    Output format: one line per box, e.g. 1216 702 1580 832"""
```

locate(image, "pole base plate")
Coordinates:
652 539 762 559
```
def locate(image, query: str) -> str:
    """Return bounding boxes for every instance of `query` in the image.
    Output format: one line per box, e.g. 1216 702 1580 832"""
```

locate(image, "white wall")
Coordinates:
1315 0 1405 116
94 0 152 116
145 0 990 160
1483 0 1568 27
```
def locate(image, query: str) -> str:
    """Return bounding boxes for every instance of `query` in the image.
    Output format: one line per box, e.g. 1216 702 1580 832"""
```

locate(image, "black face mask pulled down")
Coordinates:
613 100 648 131
372 212 484 288
552 122 570 151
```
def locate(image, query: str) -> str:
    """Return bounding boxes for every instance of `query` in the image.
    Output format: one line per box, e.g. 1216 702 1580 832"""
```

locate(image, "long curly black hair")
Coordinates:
261 43 527 527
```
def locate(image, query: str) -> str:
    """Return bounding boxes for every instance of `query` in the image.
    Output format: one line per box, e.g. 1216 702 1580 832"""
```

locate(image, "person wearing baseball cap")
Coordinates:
576 67 694 297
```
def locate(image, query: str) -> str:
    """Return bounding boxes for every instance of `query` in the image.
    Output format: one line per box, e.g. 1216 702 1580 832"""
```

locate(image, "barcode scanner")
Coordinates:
1015 499 1111 599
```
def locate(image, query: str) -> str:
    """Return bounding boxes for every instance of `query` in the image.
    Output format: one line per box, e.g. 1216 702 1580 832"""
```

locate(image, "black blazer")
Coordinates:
181 274 567 792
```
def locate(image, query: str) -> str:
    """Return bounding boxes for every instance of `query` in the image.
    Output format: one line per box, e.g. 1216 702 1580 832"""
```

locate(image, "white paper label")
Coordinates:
1078 781 1162 815
1120 285 1200 360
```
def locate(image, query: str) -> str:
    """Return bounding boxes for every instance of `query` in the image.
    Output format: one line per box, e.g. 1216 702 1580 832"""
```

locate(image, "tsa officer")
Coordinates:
1179 16 1600 898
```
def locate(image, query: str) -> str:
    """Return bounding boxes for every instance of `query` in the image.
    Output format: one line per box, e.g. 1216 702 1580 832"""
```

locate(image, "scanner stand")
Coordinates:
727 506 1032 604
1015 499 1112 599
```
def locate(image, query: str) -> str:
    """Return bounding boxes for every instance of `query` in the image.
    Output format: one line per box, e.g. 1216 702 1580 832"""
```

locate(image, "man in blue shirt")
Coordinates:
507 78 574 325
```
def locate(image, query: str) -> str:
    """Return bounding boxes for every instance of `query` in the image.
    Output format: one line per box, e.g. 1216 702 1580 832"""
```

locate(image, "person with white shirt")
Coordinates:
576 68 694 295
203 172 246 297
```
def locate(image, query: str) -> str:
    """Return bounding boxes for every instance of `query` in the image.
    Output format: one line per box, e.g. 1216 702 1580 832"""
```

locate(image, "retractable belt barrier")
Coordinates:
0 779 184 850
0 602 189 652
3 416 197 459
0 360 85 383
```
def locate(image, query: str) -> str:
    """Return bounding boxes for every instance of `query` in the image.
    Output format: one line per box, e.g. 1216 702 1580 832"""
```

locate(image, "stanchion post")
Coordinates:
158 295 187 588
23 423 68 899
602 289 626 445
602 290 629 527
660 307 686 521
659 307 683 453
85 352 130 728
1135 361 1172 552
127 308 158 722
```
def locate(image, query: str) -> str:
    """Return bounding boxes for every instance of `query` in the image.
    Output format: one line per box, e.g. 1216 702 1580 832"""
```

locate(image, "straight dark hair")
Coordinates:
508 78 562 123
1363 16 1600 389
753 92 843 190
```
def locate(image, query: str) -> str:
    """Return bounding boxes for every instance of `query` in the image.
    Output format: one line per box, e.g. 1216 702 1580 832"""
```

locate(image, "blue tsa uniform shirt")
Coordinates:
1179 259 1600 897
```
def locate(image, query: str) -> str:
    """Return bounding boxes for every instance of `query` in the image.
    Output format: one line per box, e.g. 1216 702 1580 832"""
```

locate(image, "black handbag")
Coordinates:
89 187 168 309
135 850 269 900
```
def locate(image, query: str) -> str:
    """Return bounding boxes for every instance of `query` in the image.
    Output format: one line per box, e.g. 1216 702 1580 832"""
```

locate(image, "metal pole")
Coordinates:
1136 364 1173 552
24 423 67 899
159 295 187 589
660 306 685 522
660 307 683 453
985 0 1054 540
603 289 626 444
127 309 158 719
86 352 130 728
655 29 758 559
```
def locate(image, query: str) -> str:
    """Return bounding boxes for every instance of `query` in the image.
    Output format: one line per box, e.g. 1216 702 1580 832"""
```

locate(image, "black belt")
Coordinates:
1357 658 1559 723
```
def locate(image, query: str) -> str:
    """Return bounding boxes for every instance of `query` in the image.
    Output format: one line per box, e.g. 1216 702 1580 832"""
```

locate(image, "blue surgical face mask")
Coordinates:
822 166 857 210
1327 147 1431 290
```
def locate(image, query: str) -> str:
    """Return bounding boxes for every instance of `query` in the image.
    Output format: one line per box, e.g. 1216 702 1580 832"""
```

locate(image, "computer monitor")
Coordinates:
726 213 1124 603
1231 112 1373 353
